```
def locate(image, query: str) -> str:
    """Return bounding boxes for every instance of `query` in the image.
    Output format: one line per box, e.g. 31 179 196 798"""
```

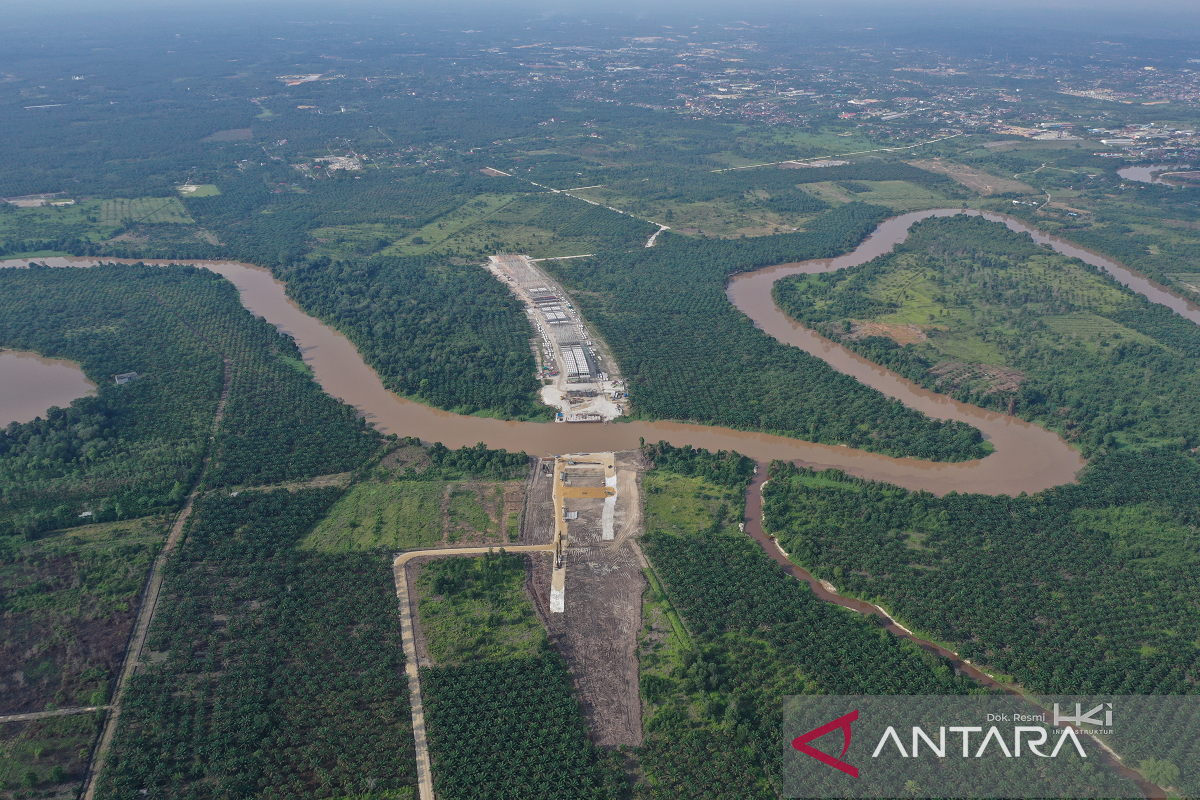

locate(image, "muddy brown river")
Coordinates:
0 350 96 427
2 211 1192 793
3 208 1195 496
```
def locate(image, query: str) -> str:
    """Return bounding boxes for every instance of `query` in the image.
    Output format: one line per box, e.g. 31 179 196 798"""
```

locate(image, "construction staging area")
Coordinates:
486 254 628 423
522 451 647 747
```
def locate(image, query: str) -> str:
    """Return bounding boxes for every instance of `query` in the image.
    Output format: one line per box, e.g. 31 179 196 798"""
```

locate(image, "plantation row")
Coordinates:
546 203 988 461
422 653 625 800
635 450 1145 798
763 451 1200 794
773 214 1200 454
97 489 417 800
633 450 980 800
0 265 381 535
138 267 380 486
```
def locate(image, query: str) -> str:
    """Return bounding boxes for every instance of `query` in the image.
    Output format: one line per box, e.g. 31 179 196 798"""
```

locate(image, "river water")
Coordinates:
1119 165 1175 185
0 350 96 427
2 211 1193 782
4 207 1195 496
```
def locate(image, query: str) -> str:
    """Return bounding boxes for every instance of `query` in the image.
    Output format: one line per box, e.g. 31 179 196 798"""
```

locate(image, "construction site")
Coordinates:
485 254 628 423
522 451 647 748
391 449 647 800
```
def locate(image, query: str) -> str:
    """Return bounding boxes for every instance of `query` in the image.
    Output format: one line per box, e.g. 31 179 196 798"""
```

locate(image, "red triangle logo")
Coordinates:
792 709 859 778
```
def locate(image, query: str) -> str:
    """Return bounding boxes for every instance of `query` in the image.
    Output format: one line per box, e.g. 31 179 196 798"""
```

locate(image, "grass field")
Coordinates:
0 201 116 244
99 198 194 225
801 179 951 211
1072 504 1200 567
302 481 443 551
567 188 812 238
386 193 521 256
774 212 1200 453
302 478 522 552
0 713 101 798
643 472 746 537
176 184 220 197
0 516 167 715
415 551 545 665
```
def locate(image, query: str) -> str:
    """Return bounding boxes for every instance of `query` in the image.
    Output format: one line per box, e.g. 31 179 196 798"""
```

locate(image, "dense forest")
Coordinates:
96 489 417 800
0 265 380 536
774 214 1200 454
546 204 987 460
279 255 549 419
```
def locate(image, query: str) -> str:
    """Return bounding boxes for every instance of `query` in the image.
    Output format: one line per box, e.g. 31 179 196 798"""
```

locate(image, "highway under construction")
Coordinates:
485 253 628 423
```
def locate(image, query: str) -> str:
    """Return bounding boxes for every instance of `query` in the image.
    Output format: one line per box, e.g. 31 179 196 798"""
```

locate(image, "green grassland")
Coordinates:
415 551 546 664
99 198 194 225
773 213 1200 453
0 713 102 798
1072 503 1200 567
0 517 166 715
0 196 202 258
307 193 522 259
417 192 654 257
801 179 952 211
303 481 443 551
0 201 118 246
302 478 521 552
387 193 522 255
643 472 744 537
566 187 816 238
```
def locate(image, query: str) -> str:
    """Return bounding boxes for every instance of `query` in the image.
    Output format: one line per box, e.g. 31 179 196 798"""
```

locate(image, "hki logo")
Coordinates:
792 704 1108 776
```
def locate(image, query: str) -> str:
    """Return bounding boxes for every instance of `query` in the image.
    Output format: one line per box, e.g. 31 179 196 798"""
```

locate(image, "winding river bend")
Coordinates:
8 208 1196 496
3 210 1193 792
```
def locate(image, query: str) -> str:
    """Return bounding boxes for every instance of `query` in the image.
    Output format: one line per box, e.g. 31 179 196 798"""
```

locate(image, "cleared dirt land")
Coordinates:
0 517 166 715
529 450 647 747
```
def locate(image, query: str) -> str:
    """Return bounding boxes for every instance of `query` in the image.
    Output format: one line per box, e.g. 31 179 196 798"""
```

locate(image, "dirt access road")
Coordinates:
392 543 555 800
536 450 647 748
80 356 232 800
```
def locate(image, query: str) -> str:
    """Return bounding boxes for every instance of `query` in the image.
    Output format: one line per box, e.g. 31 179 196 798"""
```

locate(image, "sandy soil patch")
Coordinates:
850 320 929 345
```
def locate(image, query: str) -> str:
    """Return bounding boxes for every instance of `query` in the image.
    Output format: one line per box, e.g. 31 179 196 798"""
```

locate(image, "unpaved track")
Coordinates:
0 705 108 724
80 356 232 800
392 544 555 800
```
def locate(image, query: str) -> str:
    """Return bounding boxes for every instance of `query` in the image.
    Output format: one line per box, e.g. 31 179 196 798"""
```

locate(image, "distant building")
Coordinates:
114 371 141 385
